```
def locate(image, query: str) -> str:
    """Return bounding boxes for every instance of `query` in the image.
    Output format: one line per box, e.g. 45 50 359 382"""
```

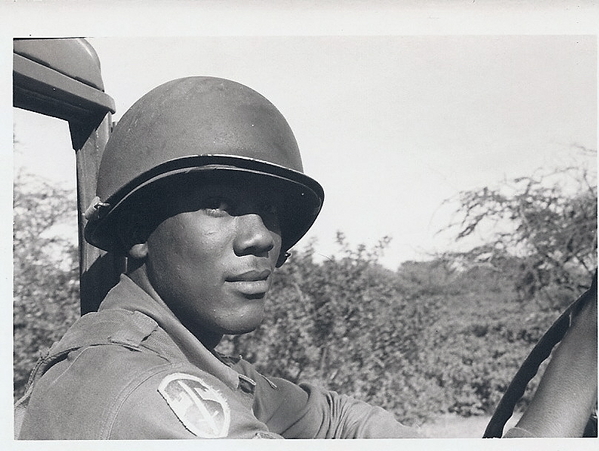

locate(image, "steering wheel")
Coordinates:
483 272 597 438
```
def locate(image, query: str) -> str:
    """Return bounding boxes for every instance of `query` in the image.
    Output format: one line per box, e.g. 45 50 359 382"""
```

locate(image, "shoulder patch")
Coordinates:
158 372 231 438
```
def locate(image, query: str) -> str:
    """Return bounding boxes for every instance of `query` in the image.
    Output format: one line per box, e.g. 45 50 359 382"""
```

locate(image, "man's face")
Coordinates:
142 177 283 341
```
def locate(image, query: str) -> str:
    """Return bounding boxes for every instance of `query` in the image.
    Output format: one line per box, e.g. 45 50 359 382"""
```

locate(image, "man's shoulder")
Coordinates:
25 309 173 403
18 309 214 439
35 308 193 394
48 308 159 355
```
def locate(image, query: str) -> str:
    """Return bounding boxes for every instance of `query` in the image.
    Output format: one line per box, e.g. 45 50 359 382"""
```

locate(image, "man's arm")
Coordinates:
505 283 597 437
235 360 421 438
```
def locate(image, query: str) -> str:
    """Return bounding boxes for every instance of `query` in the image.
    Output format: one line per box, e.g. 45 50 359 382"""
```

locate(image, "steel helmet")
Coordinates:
84 76 324 256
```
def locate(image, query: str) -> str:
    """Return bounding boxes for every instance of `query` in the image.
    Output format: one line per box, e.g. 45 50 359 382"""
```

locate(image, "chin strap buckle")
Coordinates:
84 196 110 221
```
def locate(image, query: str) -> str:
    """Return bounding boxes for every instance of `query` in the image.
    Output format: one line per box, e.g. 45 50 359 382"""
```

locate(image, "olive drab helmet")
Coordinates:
84 76 324 257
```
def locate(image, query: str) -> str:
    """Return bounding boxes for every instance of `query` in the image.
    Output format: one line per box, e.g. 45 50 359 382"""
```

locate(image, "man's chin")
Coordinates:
223 322 262 336
218 314 265 336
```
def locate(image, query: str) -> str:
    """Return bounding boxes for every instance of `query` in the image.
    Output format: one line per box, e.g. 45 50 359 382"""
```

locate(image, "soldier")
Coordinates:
15 77 596 439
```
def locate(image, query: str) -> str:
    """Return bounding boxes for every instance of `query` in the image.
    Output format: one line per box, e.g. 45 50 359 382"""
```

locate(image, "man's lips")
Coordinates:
226 269 272 295
226 269 271 282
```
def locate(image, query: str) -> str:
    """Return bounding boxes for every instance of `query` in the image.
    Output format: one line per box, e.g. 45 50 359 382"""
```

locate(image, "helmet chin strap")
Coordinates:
276 251 291 268
84 196 110 221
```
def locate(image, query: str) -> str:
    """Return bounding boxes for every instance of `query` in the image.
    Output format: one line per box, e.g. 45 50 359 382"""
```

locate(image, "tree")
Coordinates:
442 159 597 308
13 171 80 401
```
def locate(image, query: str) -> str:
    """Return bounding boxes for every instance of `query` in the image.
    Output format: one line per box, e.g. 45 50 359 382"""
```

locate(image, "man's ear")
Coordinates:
116 210 152 259
129 242 148 260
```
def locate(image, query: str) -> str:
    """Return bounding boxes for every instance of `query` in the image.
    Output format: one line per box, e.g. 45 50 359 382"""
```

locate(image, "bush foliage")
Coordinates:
219 244 562 424
13 172 80 399
13 158 596 428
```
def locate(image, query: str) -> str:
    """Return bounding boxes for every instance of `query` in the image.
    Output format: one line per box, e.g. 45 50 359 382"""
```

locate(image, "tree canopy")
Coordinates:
443 160 596 309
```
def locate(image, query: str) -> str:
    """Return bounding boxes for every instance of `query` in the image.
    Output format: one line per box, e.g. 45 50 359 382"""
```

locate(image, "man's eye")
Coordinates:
259 202 281 232
260 202 278 217
203 197 231 215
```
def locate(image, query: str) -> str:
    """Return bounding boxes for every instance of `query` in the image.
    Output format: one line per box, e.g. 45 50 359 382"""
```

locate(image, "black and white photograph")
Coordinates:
3 1 598 449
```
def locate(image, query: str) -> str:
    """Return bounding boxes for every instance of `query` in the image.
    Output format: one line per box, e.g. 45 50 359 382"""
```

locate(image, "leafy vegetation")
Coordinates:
219 245 561 424
13 171 80 399
443 162 597 309
13 155 596 430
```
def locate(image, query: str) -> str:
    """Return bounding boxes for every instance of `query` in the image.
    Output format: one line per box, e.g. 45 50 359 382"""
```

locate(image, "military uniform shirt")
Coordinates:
16 275 419 439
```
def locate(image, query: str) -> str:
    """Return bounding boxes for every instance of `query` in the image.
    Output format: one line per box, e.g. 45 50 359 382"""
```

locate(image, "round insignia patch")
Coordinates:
158 373 231 438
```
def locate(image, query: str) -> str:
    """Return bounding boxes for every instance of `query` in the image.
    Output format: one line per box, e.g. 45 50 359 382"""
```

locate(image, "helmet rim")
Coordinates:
84 154 324 254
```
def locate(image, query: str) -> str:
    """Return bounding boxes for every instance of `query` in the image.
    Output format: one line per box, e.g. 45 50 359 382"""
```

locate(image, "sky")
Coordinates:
12 33 597 269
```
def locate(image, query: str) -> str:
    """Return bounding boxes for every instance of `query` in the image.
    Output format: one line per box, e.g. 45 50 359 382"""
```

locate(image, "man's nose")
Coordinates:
233 213 277 257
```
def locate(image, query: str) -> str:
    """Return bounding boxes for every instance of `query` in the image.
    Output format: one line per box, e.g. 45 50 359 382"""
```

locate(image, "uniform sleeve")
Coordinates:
110 366 283 439
234 360 422 439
